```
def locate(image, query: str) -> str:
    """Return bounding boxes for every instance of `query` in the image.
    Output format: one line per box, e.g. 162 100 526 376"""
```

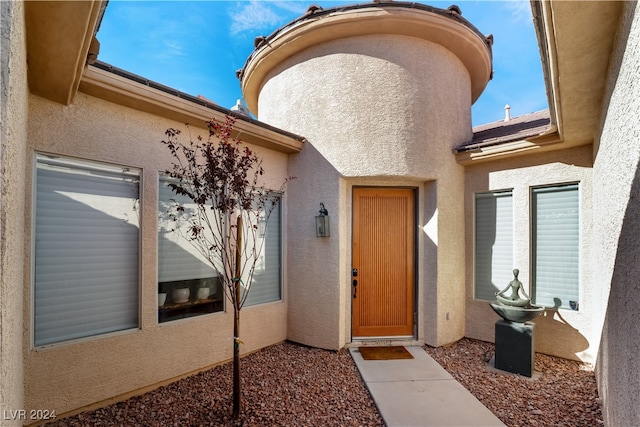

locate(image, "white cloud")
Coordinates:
229 1 283 36
272 0 310 16
504 0 533 24
155 40 186 61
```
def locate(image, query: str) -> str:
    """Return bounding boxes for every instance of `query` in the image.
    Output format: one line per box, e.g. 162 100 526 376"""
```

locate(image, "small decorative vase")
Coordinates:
158 293 167 307
197 287 210 300
172 287 190 304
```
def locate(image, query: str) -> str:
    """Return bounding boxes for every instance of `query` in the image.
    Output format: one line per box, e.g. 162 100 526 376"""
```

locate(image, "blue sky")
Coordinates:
96 0 547 127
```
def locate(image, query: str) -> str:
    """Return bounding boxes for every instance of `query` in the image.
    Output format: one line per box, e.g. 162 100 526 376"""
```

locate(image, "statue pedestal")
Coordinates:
494 319 535 377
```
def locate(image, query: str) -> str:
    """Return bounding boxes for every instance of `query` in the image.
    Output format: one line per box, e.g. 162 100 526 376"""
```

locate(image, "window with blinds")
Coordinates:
157 178 281 321
532 184 579 309
158 178 223 321
243 198 281 307
34 155 140 347
474 191 514 301
158 179 218 284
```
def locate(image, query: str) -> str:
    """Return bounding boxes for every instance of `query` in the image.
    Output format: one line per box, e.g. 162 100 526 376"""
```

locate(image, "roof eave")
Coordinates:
456 0 624 166
80 65 305 154
530 0 623 147
454 124 560 165
25 0 106 105
240 2 493 116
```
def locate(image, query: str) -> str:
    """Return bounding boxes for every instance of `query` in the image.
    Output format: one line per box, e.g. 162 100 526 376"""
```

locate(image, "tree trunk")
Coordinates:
232 308 240 418
232 216 243 419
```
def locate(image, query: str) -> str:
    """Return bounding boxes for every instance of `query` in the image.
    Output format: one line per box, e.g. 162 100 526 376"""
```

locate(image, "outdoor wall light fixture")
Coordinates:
315 203 330 237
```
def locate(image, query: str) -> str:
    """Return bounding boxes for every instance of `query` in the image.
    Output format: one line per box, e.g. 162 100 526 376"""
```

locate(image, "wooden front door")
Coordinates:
352 188 415 337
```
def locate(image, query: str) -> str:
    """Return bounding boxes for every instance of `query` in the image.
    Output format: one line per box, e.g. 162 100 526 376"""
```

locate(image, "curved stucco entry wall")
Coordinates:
241 3 492 349
257 35 472 177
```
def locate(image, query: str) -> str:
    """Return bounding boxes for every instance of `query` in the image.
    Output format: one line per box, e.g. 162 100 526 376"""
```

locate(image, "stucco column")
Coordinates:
1 1 27 422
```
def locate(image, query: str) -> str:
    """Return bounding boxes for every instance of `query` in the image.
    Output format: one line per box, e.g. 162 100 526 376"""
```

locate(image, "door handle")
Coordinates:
352 268 358 298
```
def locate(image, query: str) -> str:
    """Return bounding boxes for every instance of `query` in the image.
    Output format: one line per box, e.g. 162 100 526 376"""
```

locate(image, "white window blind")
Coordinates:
532 184 579 309
475 191 513 301
244 199 282 306
158 179 217 283
158 179 281 307
34 155 140 346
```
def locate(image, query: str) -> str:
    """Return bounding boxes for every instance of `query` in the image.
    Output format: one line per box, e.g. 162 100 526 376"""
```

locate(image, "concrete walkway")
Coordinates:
350 346 505 427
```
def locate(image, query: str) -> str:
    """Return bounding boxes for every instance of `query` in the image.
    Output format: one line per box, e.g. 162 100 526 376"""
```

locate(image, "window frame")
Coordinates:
530 182 581 310
473 189 514 301
243 193 283 307
32 153 141 348
157 175 225 323
157 175 284 323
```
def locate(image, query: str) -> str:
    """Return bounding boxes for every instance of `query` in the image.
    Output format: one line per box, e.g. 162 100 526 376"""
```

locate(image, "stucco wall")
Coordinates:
24 93 290 416
256 34 472 348
594 2 640 425
258 35 472 177
464 145 595 362
1 1 28 423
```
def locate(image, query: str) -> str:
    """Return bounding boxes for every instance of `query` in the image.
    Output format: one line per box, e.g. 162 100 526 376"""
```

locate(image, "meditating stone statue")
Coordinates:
490 268 544 323
495 269 531 307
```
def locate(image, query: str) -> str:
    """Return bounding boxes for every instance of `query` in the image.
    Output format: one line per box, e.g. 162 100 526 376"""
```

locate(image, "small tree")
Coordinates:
161 115 291 419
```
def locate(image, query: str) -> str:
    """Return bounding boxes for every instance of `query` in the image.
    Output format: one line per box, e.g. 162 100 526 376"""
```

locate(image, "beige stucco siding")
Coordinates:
256 34 472 349
594 2 640 425
1 1 28 423
258 35 472 177
284 151 344 350
24 93 289 416
464 145 595 362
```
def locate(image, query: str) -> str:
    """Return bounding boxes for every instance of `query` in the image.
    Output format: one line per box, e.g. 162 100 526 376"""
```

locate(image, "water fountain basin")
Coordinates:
490 301 545 323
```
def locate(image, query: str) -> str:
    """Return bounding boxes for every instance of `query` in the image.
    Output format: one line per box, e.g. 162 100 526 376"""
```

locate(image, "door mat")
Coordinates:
359 346 414 360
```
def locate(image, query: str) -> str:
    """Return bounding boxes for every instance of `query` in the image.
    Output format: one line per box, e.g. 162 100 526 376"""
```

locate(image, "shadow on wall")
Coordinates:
534 298 589 361
422 180 439 346
285 139 344 349
597 161 640 425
